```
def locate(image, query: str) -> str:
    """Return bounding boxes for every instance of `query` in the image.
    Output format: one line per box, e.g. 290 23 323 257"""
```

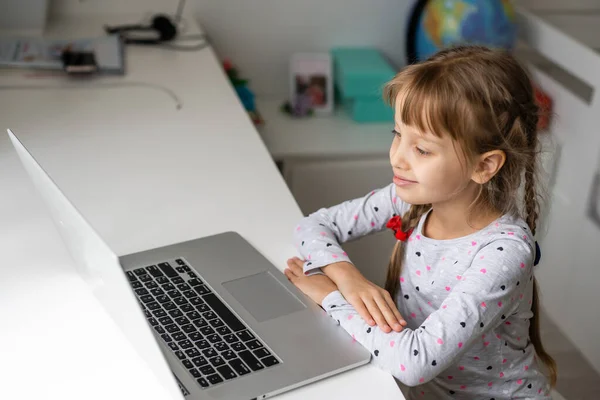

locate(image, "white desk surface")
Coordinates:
0 14 404 400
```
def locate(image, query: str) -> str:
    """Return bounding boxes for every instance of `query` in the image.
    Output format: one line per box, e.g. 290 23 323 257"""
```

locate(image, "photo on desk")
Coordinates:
289 53 333 116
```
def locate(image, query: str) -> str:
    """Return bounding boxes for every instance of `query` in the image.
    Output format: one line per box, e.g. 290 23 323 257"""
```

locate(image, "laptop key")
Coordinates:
126 271 137 282
139 274 152 282
172 332 187 342
167 290 182 299
168 342 179 351
158 262 178 278
229 358 251 376
230 342 246 352
146 302 160 311
197 378 210 388
162 283 175 291
188 279 202 287
223 334 239 344
134 268 147 276
194 285 211 295
239 350 264 371
176 259 185 266
145 281 158 289
181 304 194 313
158 316 173 325
135 288 149 296
245 340 262 350
202 311 217 321
192 356 208 367
209 319 225 328
147 265 163 278
210 356 226 367
207 374 223 385
183 359 194 369
199 365 215 375
183 290 198 299
186 311 201 320
179 340 194 349
144 309 152 318
202 348 217 358
147 317 159 326
195 340 210 350
188 272 198 280
188 331 203 341
163 302 177 311
222 350 237 360
150 288 164 296
237 330 255 342
174 350 186 360
169 309 183 318
161 333 172 343
183 265 191 272
174 297 188 307
196 304 210 313
182 324 196 334
217 365 237 380
176 266 186 273
189 368 201 378
156 295 170 304
154 325 165 334
199 326 214 336
216 326 231 336
202 294 245 332
140 295 154 303
175 316 190 326
194 318 208 328
156 276 169 285
253 348 271 359
185 348 201 358
262 356 279 367
165 324 180 333
132 281 143 289
172 277 185 285
152 309 167 318
207 334 222 344
177 283 191 292
190 297 204 306
214 342 229 352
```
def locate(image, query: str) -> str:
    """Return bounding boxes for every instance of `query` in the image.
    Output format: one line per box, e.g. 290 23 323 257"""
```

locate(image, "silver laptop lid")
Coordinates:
7 129 182 400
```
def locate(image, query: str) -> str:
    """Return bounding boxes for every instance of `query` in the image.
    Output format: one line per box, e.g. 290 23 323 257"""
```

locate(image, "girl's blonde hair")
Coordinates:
383 45 557 387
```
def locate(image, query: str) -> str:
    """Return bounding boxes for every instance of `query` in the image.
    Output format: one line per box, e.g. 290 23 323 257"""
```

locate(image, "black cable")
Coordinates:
132 33 210 52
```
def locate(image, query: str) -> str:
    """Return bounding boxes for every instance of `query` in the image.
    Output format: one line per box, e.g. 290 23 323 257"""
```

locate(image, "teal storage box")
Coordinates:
331 47 396 123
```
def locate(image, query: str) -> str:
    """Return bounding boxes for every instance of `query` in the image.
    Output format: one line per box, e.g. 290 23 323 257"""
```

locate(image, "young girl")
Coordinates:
284 46 557 399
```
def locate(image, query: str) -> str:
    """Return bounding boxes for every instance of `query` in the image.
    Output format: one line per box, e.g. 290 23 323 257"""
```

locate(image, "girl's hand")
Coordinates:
285 258 338 306
326 262 407 333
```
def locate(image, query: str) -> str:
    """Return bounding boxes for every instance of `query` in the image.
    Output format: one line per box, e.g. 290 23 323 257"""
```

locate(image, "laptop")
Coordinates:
7 129 371 400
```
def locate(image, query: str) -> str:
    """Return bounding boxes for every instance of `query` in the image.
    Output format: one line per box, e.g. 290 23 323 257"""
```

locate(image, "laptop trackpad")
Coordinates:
222 271 306 322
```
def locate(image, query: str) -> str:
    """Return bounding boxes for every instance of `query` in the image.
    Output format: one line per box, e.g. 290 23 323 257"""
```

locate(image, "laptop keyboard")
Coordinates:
127 258 280 390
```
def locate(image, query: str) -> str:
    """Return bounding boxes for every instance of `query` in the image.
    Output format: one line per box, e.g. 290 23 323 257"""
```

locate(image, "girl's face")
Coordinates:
389 117 476 207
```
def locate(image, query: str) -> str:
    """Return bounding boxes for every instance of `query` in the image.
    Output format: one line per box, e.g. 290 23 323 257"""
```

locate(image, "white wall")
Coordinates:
194 0 412 96
0 0 49 33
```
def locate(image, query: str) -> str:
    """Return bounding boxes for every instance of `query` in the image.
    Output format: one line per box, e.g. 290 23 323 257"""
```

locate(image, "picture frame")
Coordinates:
289 52 333 116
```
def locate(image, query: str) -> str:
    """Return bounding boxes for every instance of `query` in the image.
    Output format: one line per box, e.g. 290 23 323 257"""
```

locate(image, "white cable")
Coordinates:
0 81 183 110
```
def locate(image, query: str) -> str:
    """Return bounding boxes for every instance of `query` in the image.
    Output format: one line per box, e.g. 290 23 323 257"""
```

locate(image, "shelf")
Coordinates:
255 97 392 160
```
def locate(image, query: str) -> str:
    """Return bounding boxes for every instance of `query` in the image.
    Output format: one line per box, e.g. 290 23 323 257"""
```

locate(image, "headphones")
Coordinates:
104 14 178 45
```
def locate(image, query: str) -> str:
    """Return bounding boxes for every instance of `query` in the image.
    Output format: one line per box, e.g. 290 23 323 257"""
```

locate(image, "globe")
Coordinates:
407 0 517 63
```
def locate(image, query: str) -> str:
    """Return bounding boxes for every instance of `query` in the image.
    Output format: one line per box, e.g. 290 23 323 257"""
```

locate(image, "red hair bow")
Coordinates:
386 215 413 242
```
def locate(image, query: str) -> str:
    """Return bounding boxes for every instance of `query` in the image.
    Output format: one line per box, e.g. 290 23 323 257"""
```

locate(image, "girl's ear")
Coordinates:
471 150 506 184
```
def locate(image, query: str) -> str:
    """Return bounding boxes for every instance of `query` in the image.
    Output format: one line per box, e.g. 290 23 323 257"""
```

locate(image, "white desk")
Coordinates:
0 15 404 400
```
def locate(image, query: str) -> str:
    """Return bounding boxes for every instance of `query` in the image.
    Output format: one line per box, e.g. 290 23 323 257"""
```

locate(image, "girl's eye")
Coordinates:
416 147 430 156
392 129 401 138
